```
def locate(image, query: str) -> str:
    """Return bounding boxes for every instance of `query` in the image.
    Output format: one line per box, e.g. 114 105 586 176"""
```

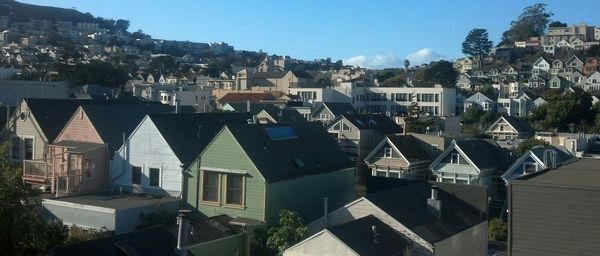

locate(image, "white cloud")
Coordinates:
344 53 401 69
405 48 446 66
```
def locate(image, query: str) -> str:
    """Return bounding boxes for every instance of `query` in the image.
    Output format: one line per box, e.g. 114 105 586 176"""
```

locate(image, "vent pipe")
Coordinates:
246 99 250 112
176 209 191 256
427 186 442 218
371 225 380 244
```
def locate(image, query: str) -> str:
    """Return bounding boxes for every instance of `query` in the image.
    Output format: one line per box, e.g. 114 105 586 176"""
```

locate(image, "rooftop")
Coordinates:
514 158 600 190
43 192 180 210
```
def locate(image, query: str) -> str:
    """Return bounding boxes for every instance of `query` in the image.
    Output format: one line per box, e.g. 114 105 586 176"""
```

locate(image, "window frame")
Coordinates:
383 147 393 158
10 136 21 161
225 174 245 207
450 153 460 165
131 166 142 185
149 167 161 187
201 171 221 204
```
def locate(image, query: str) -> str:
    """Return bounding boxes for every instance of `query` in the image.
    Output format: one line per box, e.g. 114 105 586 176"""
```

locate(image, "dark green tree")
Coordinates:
488 218 508 241
404 59 410 69
501 3 553 44
424 60 458 86
512 137 548 156
115 19 130 31
266 210 308 255
548 21 567 28
462 28 493 58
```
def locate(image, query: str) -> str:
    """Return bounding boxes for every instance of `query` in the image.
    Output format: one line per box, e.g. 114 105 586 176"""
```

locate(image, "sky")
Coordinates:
18 0 600 68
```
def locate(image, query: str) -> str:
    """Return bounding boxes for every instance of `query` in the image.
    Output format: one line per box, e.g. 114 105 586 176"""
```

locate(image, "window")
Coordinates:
342 122 350 131
442 177 454 183
523 163 537 174
333 122 341 131
499 125 504 131
431 144 439 152
456 179 469 184
451 153 460 165
375 170 387 177
226 175 243 205
202 172 219 202
384 147 393 158
11 137 21 161
24 138 33 160
149 168 160 187
132 166 142 185
83 159 92 179
388 172 400 178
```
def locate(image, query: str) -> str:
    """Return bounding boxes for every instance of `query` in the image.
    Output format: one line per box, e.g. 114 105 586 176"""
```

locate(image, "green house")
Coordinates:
184 122 356 226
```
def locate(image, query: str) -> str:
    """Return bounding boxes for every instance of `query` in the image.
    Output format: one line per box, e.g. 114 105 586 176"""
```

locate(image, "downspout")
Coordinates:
111 133 128 183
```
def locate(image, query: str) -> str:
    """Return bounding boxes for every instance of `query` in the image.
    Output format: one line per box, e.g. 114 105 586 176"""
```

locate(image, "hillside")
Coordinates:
0 0 100 24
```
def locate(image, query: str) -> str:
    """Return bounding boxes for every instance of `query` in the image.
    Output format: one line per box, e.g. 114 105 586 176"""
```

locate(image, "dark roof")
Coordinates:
502 116 534 134
292 70 314 79
327 215 411 256
530 145 575 165
219 93 276 104
226 102 276 114
387 135 433 163
339 114 402 134
82 105 176 154
515 159 600 189
148 113 252 168
226 103 305 123
312 102 357 117
366 181 487 243
166 215 242 246
0 106 16 131
224 122 353 182
455 139 513 171
51 225 177 256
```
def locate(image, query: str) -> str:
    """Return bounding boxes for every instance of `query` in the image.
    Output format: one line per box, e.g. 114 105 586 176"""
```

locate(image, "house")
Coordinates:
284 215 413 256
308 181 488 256
548 75 571 89
111 113 252 196
455 74 492 91
463 92 495 112
310 102 357 124
217 93 277 107
501 145 575 183
430 139 513 198
507 159 600 256
486 116 534 141
364 135 434 180
583 58 598 76
326 114 402 160
564 55 584 72
533 97 547 108
532 57 550 72
222 102 306 123
183 122 356 226
22 104 175 195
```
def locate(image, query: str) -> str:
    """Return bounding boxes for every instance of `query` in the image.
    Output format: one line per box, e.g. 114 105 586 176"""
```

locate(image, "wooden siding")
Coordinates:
186 128 266 221
111 118 182 196
368 144 410 168
435 221 487 256
283 231 359 256
266 168 356 225
11 101 47 161
55 108 103 144
509 184 600 256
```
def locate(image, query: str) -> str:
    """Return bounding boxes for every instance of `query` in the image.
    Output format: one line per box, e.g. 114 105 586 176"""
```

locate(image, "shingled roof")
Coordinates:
327 215 411 256
223 122 353 182
226 103 305 123
453 139 513 171
338 113 402 134
501 116 534 134
387 135 433 163
81 105 176 154
148 113 252 168
311 102 357 118
366 181 487 243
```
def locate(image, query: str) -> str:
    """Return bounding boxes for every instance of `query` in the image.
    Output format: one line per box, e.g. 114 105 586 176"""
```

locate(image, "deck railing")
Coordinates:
55 175 82 195
23 160 52 181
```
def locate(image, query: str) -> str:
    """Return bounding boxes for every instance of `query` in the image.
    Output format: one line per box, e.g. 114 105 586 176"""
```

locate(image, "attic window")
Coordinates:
384 147 392 158
342 122 350 131
333 122 341 131
451 153 460 165
264 127 298 141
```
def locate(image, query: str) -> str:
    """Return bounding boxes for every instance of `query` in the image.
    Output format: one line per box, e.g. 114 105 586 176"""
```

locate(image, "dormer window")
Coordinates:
451 153 460 165
384 147 392 158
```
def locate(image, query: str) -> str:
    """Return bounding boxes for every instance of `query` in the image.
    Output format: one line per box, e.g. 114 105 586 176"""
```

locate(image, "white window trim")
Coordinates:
383 147 393 158
10 135 22 161
21 135 35 161
148 167 162 187
451 153 460 165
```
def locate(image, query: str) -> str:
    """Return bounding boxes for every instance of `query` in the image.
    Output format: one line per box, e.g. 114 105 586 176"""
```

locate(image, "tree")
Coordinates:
462 28 493 57
404 59 410 69
501 3 553 44
424 60 458 86
489 218 507 241
549 21 567 28
512 137 548 156
266 210 308 255
115 19 130 31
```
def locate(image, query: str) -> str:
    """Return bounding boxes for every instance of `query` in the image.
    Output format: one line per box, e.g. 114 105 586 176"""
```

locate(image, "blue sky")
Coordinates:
20 0 600 68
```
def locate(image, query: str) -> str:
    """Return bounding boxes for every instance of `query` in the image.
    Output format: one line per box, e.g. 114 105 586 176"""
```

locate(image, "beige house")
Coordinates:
486 116 533 141
364 135 434 180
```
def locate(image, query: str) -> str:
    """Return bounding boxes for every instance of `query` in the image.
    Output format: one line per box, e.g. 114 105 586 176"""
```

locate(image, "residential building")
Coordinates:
310 102 357 124
111 113 252 196
221 102 306 123
308 181 488 256
501 145 575 183
464 92 495 112
486 116 534 141
534 132 590 156
430 139 513 198
216 92 278 107
507 159 600 256
364 135 434 180
285 215 413 256
184 122 356 225
353 84 456 116
326 114 402 160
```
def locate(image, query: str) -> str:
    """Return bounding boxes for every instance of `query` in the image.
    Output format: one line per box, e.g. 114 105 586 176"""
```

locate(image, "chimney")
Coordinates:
176 209 191 256
246 100 250 112
427 186 442 218
371 225 380 244
175 99 180 114
323 197 328 228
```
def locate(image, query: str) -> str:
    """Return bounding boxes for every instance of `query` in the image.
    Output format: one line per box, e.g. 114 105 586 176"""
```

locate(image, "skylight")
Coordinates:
264 127 298 141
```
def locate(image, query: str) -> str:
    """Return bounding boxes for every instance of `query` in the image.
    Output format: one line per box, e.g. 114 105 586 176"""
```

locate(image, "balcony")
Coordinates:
23 160 53 184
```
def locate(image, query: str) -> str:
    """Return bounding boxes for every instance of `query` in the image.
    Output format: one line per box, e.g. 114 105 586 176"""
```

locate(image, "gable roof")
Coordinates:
365 181 487 243
80 104 176 154
51 225 177 256
148 113 252 168
223 122 353 182
226 103 305 123
312 102 357 118
327 215 411 256
365 135 432 164
432 139 512 172
336 114 402 134
219 93 276 104
502 145 575 182
487 116 534 134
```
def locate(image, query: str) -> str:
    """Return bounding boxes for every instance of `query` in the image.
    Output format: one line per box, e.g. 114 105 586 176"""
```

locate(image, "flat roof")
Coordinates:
44 192 180 210
513 158 600 190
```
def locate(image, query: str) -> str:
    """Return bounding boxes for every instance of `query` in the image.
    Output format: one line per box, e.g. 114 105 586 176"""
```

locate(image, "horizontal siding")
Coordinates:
13 101 46 160
186 128 265 221
284 231 358 256
111 119 182 196
267 168 356 225
56 109 103 144
510 184 600 256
